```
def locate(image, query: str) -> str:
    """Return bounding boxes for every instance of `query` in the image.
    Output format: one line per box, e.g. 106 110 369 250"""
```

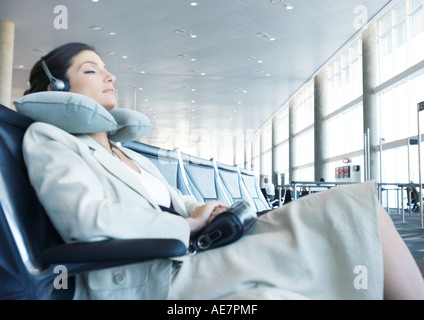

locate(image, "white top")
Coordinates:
121 158 172 208
265 182 275 196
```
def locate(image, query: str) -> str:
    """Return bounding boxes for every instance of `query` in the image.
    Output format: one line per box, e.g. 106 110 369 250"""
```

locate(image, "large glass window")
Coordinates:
323 39 364 181
261 122 273 178
291 83 314 181
274 106 290 176
326 40 363 115
378 0 424 83
251 134 260 177
379 71 424 183
325 103 364 159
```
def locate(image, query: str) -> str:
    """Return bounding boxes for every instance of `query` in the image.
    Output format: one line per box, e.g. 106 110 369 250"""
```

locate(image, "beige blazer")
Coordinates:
23 122 201 299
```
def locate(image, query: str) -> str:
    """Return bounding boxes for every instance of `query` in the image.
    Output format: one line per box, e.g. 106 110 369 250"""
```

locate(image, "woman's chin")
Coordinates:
102 101 117 111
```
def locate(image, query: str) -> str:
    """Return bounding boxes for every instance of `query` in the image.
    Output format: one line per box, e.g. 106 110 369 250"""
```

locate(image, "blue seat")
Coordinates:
239 168 270 212
178 152 234 206
121 141 180 188
121 142 193 197
122 142 270 212
215 162 257 209
0 104 187 300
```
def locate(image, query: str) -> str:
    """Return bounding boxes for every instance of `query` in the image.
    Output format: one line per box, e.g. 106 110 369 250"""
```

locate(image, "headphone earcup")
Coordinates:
51 78 69 91
41 59 69 92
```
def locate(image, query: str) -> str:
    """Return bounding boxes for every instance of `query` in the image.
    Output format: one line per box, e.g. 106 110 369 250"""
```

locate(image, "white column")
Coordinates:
0 21 15 108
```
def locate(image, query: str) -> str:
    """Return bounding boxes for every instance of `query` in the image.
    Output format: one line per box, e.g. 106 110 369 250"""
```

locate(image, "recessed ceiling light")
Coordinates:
90 25 104 31
234 88 248 93
191 69 206 76
256 32 277 41
109 32 117 36
284 4 294 10
256 32 268 38
248 56 264 63
190 2 198 6
175 28 198 39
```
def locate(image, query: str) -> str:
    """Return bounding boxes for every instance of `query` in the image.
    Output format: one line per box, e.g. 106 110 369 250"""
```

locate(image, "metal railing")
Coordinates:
275 180 423 229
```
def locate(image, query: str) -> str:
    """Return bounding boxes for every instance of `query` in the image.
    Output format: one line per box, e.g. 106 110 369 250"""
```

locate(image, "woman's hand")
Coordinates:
185 200 229 234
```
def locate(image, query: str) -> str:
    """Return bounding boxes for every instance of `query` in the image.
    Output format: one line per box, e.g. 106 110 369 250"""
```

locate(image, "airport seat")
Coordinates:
0 104 187 300
178 152 234 206
239 168 270 211
215 162 258 209
121 141 193 197
122 142 270 212
121 141 180 188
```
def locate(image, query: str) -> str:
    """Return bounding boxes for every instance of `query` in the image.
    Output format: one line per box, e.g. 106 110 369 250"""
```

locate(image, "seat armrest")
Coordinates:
40 238 187 270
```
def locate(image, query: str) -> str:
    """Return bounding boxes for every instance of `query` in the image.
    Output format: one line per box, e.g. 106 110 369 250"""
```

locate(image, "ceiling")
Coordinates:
0 0 394 161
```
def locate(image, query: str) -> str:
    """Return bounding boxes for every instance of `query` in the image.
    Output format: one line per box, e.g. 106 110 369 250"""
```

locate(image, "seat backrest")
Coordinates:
239 168 270 211
121 141 180 188
121 141 194 197
179 152 234 205
0 104 70 299
215 162 257 209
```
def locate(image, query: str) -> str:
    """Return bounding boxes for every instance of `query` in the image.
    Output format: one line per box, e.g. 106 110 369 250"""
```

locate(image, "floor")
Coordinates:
388 208 424 278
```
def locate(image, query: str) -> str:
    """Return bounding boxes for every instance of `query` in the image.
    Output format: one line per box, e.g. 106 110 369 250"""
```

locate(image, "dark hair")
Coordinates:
24 42 96 95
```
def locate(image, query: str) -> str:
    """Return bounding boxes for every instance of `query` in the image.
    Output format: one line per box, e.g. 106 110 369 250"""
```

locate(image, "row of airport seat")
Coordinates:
121 141 270 212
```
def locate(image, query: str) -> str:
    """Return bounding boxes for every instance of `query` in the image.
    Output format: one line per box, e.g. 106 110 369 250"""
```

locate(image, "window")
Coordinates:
326 40 362 114
379 0 424 83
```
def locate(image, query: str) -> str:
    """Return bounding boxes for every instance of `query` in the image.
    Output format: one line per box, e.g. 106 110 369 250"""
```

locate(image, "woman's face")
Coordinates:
66 50 117 110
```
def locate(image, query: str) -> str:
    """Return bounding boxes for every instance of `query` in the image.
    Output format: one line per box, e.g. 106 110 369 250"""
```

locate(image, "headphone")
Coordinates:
41 59 70 92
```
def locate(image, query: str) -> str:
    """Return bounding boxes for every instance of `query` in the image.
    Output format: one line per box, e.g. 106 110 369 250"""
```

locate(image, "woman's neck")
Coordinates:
88 132 112 151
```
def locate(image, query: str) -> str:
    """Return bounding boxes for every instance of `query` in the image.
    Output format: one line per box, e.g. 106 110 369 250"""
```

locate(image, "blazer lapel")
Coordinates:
77 135 189 217
78 135 160 209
